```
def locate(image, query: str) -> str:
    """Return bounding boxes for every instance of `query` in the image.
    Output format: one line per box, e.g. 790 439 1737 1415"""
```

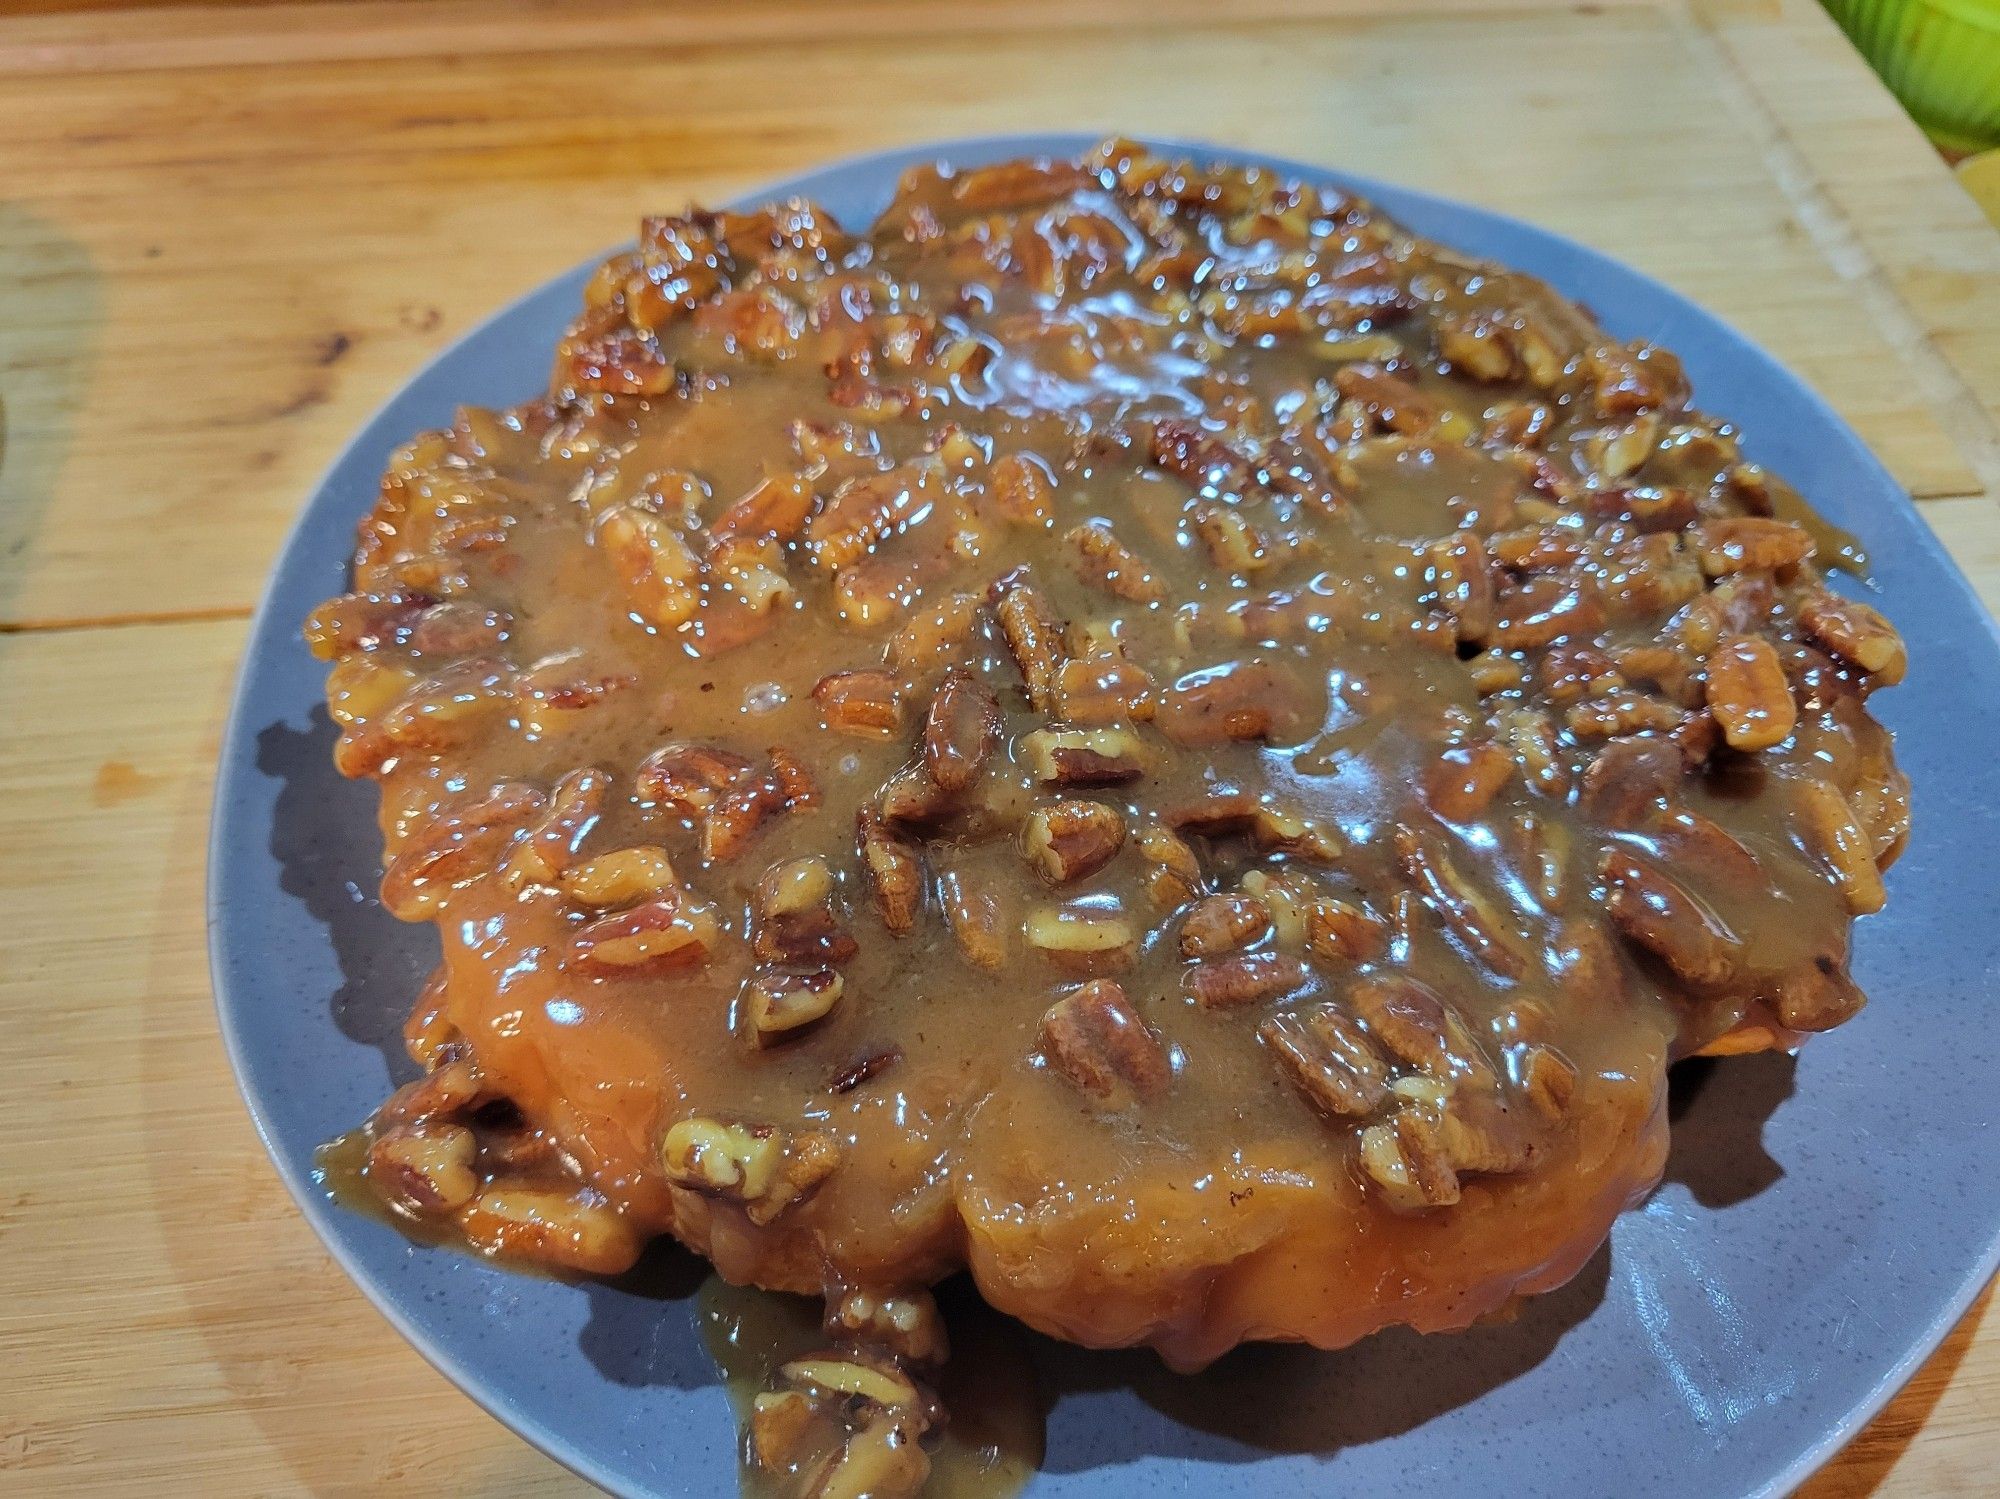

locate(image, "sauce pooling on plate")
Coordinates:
305 139 1909 1495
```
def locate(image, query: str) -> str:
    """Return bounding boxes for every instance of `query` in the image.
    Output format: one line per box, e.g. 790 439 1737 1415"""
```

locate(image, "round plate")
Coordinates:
210 135 2000 1497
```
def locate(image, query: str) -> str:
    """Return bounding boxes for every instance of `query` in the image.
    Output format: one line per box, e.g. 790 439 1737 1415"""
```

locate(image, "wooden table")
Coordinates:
2 1 1994 1492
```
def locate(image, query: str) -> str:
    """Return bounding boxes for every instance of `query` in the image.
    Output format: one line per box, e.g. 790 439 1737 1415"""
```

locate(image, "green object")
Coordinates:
1824 0 2000 153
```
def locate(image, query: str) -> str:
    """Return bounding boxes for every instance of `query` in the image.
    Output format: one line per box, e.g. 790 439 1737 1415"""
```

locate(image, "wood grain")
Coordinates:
0 1 1993 1494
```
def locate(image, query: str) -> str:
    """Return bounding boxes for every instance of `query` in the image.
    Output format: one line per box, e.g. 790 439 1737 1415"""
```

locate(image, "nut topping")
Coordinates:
1038 979 1170 1106
922 668 1001 793
1022 800 1127 884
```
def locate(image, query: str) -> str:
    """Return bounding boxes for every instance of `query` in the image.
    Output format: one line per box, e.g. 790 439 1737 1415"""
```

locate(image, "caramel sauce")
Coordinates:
702 1277 1041 1498
305 140 1909 1491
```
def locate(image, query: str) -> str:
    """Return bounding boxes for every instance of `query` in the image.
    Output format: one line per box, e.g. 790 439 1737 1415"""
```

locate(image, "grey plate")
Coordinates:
210 135 2000 1497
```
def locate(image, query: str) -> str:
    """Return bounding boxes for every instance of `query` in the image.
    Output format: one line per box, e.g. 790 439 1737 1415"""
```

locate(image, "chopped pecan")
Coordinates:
380 783 545 919
1136 824 1203 909
571 890 721 973
1065 521 1165 602
1022 800 1126 884
857 810 924 934
1189 952 1309 1008
1797 593 1906 684
1359 1113 1464 1210
1694 517 1813 577
807 464 933 574
499 767 609 890
993 579 1068 712
745 968 844 1042
1602 850 1741 986
1514 1044 1578 1121
1025 905 1137 975
1056 652 1156 725
1156 660 1308 746
1178 893 1271 957
1261 1006 1390 1118
1426 532 1495 645
1705 635 1797 751
814 669 904 738
637 742 756 817
1149 417 1250 489
558 845 677 908
1422 743 1514 822
368 1122 479 1215
660 1118 840 1225
1792 778 1886 915
923 668 1001 793
1303 893 1389 964
1333 364 1438 434
1394 826 1535 978
936 862 1010 969
828 1047 903 1095
988 452 1058 528
1347 974 1494 1083
709 471 814 546
1020 725 1149 786
1584 412 1663 480
826 1288 948 1367
1190 502 1272 574
1038 979 1170 1106
596 503 705 629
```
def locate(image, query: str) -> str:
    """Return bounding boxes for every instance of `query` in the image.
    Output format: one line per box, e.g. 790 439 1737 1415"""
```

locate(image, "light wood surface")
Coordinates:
0 1 1994 1493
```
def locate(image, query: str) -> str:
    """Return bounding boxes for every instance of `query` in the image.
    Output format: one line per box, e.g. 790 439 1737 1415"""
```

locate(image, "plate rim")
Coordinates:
208 131 2000 1499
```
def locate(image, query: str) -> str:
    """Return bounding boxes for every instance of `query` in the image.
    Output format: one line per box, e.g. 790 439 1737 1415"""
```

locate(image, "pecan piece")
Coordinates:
1347 974 1493 1083
937 863 1010 969
857 810 924 934
1359 1112 1463 1210
1020 726 1148 786
1025 905 1137 975
1602 850 1741 986
1189 952 1309 1008
1797 593 1906 685
1705 635 1796 751
1694 517 1813 577
1261 1006 1390 1118
1422 743 1514 822
1394 827 1535 979
1426 532 1495 645
1136 824 1203 909
1792 778 1886 915
558 844 677 908
660 1119 840 1226
368 1122 479 1215
1022 800 1126 884
1333 364 1438 435
636 742 756 817
923 668 1001 794
813 669 904 738
571 890 721 973
1065 522 1165 602
1038 979 1170 1106
1178 893 1271 958
826 1288 949 1367
596 503 705 629
993 579 1068 712
380 783 545 919
745 968 844 1043
988 452 1057 528
807 465 933 574
1156 660 1308 746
